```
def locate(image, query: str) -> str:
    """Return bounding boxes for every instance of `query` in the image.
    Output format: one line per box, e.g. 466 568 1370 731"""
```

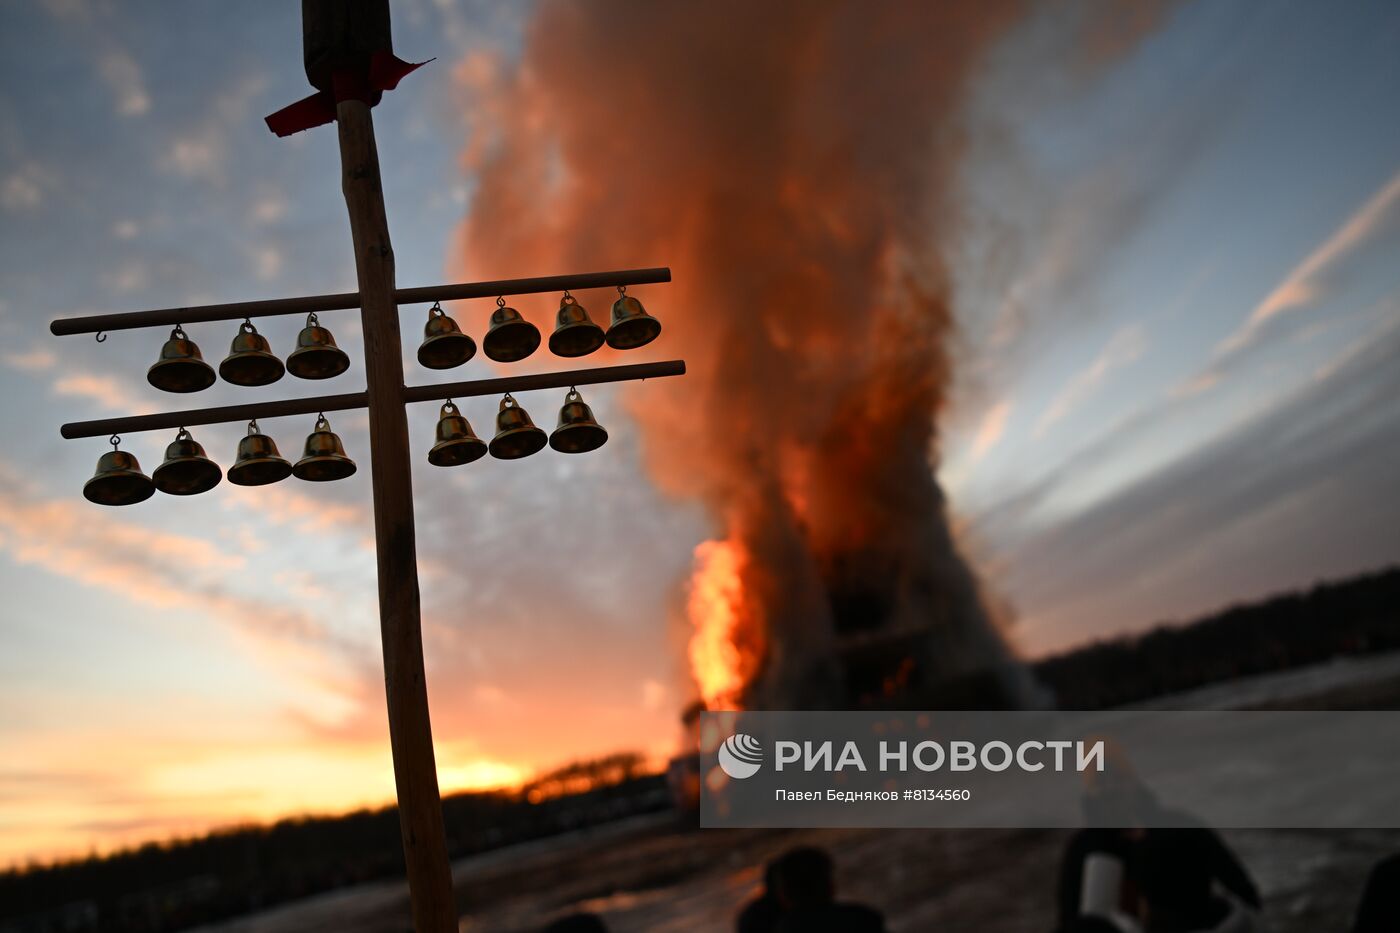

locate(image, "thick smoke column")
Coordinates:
456 1 1031 709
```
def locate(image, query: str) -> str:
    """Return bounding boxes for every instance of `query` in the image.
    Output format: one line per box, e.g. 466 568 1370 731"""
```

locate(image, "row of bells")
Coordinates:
83 390 609 506
147 292 661 394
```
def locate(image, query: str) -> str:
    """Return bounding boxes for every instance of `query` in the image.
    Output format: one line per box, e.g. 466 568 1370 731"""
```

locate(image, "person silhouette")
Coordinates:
736 857 784 933
771 846 885 933
1058 740 1259 930
1132 831 1259 933
1352 852 1400 932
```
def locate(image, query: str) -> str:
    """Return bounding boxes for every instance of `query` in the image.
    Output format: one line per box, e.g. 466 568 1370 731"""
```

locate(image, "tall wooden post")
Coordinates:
337 97 456 931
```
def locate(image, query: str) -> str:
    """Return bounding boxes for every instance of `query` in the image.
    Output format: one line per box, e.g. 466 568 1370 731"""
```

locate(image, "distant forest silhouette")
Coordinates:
2 565 1397 933
1033 564 1400 708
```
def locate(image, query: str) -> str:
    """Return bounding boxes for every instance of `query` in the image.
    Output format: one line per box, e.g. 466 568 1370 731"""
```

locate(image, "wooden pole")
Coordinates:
47 267 671 336
337 97 456 930
58 360 686 439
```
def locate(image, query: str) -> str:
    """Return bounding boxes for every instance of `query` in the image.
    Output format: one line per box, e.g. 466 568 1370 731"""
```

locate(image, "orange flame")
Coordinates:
450 2 1140 716
686 538 762 710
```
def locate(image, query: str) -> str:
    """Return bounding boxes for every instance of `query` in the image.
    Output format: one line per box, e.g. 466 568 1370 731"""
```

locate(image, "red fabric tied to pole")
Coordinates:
265 51 430 137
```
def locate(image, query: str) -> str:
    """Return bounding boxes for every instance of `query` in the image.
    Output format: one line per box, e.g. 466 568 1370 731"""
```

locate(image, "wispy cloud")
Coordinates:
97 48 150 117
221 484 370 537
0 482 360 668
1 163 56 212
997 311 1400 655
1211 166 1400 361
36 3 151 119
51 373 142 414
0 492 241 603
4 347 57 372
161 75 269 187
969 400 1013 462
1035 325 1146 437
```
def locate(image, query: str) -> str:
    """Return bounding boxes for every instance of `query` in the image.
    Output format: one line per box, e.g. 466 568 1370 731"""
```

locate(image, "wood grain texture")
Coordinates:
337 97 456 932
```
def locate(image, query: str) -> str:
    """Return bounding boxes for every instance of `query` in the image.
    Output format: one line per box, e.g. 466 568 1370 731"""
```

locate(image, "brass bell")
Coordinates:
147 325 216 393
83 436 154 506
286 312 350 380
226 420 292 486
482 298 540 363
549 388 608 454
417 302 476 370
292 414 357 482
606 288 662 350
220 319 285 387
152 428 222 496
548 292 605 358
488 394 547 460
428 400 487 467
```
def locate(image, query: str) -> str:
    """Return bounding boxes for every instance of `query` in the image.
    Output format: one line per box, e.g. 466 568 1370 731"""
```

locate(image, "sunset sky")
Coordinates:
2 0 1399 865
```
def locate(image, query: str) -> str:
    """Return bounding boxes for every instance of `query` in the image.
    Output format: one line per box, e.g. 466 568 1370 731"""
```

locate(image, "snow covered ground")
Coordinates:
194 651 1400 932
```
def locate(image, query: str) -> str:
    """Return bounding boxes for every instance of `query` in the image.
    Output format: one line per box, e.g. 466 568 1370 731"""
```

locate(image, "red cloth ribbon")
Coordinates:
265 51 432 137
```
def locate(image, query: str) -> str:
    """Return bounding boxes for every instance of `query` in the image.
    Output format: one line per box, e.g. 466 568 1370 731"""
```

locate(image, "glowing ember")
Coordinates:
687 538 762 710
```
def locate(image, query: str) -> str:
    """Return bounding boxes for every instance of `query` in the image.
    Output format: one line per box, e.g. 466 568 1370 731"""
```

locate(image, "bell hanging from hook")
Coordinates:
226 420 292 486
488 394 547 460
83 435 155 506
147 325 216 393
606 287 662 350
548 292 605 358
286 312 350 380
482 298 541 363
417 302 476 370
428 400 487 467
152 428 222 496
549 388 609 454
219 319 285 386
292 414 357 482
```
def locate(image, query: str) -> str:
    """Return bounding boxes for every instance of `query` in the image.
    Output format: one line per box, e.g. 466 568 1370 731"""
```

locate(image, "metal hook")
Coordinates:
95 331 107 343
109 434 121 449
496 296 506 308
616 285 627 296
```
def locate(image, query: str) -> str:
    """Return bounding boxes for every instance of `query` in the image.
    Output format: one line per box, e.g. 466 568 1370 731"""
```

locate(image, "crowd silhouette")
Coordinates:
535 838 1396 932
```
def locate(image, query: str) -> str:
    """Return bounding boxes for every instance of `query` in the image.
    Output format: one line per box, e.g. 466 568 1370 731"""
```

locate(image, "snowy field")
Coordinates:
195 652 1400 932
